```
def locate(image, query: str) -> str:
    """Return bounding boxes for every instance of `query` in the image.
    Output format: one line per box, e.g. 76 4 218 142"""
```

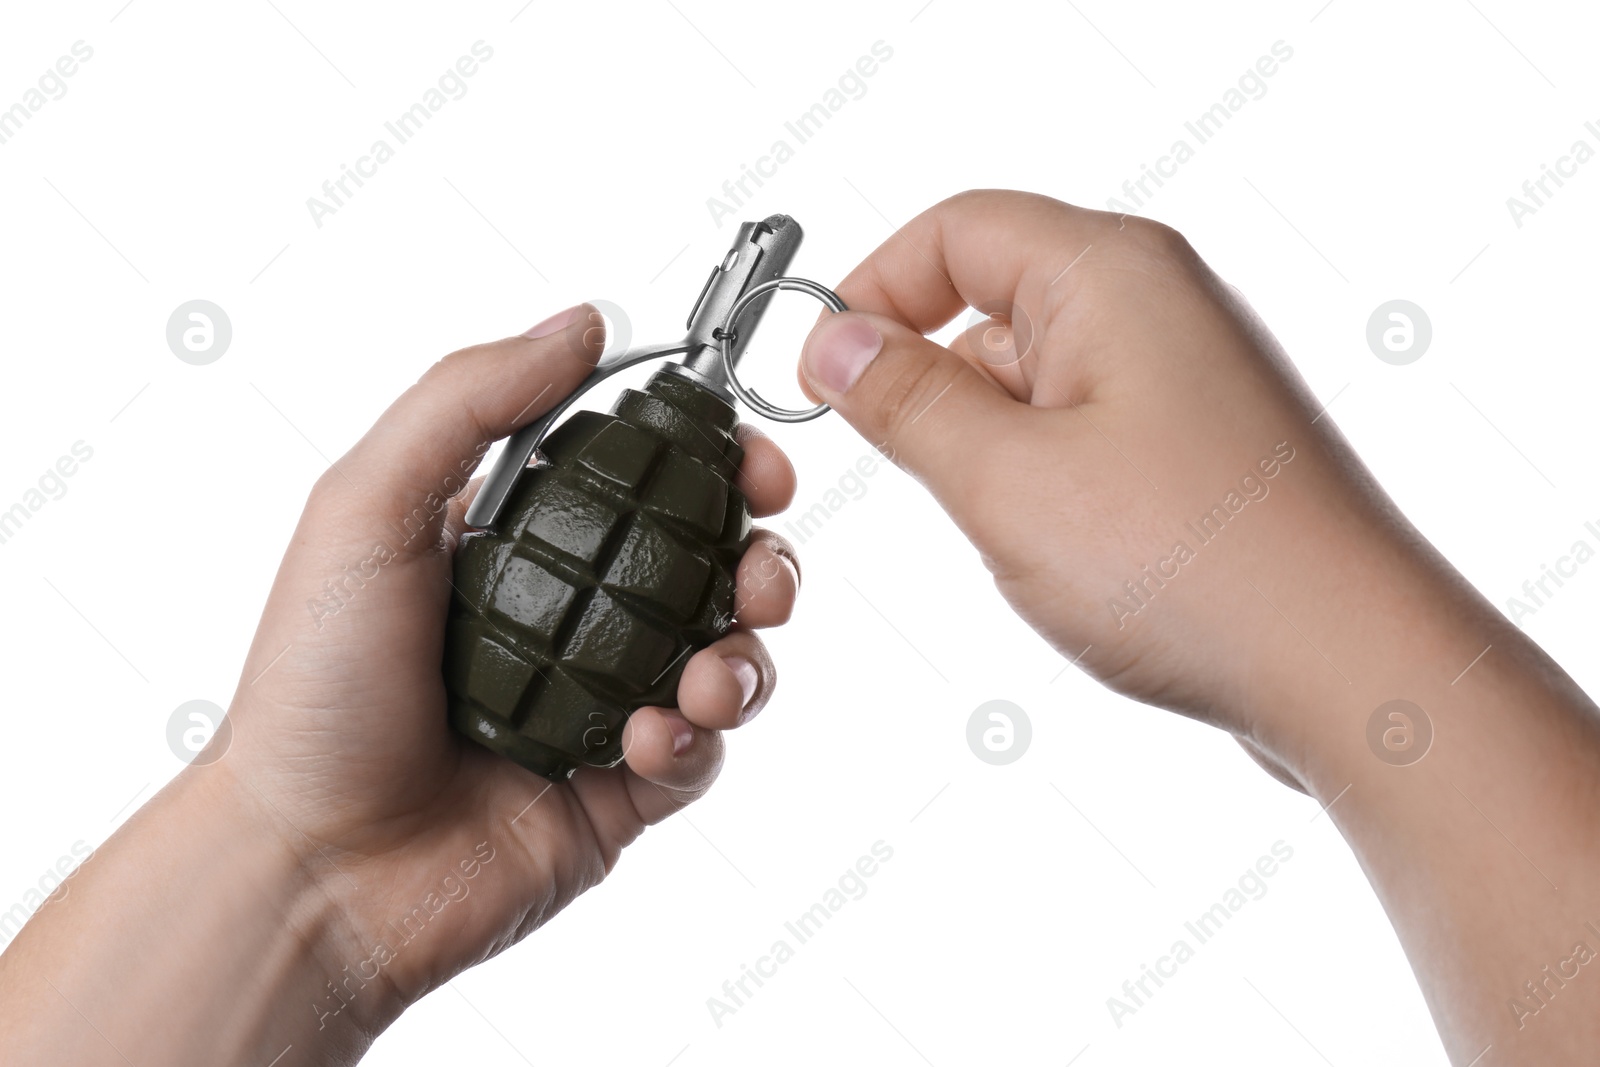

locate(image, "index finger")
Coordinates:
831 189 1122 332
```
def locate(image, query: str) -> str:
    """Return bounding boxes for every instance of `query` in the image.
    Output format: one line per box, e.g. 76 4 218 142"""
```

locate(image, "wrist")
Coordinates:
1235 508 1600 806
1217 494 1513 794
1235 534 1600 1058
197 755 410 1043
0 752 407 1065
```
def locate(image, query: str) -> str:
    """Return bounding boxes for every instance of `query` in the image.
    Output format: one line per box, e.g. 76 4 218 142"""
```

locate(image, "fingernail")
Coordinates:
725 656 759 719
773 545 801 589
666 713 695 756
522 304 582 339
803 315 882 394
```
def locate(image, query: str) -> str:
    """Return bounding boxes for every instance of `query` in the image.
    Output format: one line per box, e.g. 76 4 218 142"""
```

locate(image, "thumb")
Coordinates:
329 303 604 540
799 310 1023 497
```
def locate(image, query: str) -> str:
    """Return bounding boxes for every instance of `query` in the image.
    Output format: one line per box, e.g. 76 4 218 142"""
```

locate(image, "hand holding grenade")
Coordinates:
444 216 841 781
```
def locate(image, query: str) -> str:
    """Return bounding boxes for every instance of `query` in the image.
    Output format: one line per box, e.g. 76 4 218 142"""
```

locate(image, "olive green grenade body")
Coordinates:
444 368 751 780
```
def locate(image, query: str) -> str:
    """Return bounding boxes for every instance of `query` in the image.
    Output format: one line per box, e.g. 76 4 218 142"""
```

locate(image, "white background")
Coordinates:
2 1 1597 1064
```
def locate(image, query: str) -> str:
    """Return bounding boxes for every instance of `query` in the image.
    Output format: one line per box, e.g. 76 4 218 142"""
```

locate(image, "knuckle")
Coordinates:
736 533 799 621
942 187 997 211
738 577 795 626
943 187 1048 214
680 733 725 797
416 347 500 445
876 353 963 442
941 189 1080 237
749 527 797 564
1123 216 1198 265
306 464 350 512
420 343 483 386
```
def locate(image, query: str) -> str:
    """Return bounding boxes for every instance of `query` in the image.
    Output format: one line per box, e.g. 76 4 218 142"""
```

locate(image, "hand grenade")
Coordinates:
444 216 843 781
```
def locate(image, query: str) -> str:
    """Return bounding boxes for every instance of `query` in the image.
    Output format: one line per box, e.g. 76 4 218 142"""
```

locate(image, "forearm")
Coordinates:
1250 519 1600 1063
0 763 400 1066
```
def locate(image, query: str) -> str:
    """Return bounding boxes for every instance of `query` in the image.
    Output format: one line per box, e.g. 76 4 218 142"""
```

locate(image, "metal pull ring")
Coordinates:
718 276 843 423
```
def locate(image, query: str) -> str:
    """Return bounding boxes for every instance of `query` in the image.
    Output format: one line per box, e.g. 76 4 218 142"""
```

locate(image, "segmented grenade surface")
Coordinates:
444 370 751 781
